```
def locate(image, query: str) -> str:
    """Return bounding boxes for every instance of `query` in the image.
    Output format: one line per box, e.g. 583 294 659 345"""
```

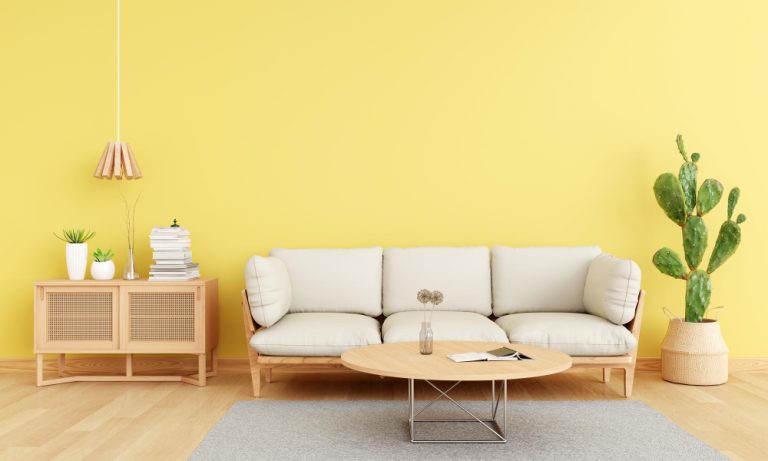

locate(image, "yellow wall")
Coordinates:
1 0 766 358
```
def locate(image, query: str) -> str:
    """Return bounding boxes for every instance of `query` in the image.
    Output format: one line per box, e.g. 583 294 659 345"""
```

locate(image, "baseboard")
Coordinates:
635 357 768 372
0 356 249 374
3 356 768 374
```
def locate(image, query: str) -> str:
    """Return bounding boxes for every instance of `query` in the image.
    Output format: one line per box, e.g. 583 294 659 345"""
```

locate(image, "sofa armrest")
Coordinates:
625 290 646 339
241 290 257 336
583 254 642 325
244 256 292 328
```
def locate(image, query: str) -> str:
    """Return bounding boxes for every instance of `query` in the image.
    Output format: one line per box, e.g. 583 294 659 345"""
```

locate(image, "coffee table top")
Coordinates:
341 341 572 381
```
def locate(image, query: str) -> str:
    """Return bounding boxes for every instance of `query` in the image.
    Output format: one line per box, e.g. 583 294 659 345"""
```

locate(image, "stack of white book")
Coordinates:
148 225 200 281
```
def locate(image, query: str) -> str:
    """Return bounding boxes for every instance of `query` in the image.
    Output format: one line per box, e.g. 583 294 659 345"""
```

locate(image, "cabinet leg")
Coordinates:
198 354 206 386
264 368 272 384
58 354 65 377
210 347 218 375
602 368 611 383
126 354 133 377
36 354 44 386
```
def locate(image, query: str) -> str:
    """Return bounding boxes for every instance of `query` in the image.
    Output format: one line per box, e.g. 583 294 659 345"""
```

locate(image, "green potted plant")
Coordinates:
91 248 115 280
652 135 746 385
54 229 96 280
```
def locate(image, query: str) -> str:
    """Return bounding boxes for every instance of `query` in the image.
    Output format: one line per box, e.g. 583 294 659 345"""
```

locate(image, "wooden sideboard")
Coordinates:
34 278 218 386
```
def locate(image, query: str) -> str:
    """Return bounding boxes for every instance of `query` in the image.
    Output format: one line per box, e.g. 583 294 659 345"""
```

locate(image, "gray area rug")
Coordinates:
190 400 725 461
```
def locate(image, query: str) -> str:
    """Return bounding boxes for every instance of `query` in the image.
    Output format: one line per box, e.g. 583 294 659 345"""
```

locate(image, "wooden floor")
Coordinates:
0 359 767 460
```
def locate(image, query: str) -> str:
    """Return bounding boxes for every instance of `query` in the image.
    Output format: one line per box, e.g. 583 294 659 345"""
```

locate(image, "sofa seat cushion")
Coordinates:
382 311 508 343
495 312 637 356
250 313 382 356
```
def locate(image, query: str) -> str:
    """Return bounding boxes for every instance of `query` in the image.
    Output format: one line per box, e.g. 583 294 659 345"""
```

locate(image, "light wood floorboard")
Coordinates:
0 360 766 460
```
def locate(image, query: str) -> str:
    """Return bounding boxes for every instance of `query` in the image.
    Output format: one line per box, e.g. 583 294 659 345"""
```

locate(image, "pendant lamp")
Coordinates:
94 0 142 179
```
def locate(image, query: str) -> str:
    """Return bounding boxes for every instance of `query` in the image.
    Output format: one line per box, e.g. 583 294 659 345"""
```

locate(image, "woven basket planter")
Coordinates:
661 319 728 385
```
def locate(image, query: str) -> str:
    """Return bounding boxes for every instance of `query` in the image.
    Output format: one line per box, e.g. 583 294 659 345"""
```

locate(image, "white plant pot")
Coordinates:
91 260 115 280
65 243 88 280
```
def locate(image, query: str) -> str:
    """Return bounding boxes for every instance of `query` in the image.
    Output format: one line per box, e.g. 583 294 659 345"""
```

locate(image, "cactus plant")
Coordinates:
653 135 747 322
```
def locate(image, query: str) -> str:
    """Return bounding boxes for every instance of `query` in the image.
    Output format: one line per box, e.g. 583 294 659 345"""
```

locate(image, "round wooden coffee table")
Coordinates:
341 341 572 443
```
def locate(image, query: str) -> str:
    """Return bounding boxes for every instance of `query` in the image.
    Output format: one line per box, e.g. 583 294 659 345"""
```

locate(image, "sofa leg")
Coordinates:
250 365 262 398
247 349 262 398
602 368 611 383
264 367 272 384
623 366 635 398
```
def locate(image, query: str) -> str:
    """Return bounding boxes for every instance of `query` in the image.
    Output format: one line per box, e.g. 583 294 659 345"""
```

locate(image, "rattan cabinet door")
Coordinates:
35 286 120 352
120 286 203 353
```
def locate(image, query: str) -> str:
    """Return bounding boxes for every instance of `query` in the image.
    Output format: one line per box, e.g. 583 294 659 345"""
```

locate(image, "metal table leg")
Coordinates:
408 379 507 443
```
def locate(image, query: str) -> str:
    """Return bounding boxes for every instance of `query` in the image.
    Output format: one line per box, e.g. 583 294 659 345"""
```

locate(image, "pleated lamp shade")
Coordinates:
95 0 141 180
93 141 142 179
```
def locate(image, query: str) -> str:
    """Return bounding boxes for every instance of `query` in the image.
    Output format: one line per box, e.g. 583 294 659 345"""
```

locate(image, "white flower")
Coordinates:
417 289 432 304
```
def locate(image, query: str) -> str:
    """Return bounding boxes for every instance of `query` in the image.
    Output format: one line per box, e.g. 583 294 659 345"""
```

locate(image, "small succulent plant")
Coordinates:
652 135 747 322
54 229 95 244
93 248 114 262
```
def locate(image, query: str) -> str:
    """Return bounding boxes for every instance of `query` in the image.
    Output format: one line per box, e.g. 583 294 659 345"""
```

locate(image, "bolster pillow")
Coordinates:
583 253 641 325
244 256 292 328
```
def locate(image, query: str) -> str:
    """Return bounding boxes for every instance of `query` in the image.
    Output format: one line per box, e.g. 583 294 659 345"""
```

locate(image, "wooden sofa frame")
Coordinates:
240 289 645 398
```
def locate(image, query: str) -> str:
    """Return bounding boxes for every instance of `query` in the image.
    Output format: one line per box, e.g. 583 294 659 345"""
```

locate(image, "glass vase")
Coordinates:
123 247 139 280
419 321 433 355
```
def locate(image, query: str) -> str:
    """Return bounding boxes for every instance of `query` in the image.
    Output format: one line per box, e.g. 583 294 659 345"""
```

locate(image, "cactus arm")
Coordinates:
683 216 707 270
696 178 723 216
727 187 740 220
676 134 689 162
707 221 741 273
653 248 687 279
654 173 687 226
679 162 698 214
685 270 711 322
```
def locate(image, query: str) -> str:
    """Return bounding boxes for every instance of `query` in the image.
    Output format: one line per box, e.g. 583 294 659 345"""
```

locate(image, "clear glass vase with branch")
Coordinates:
416 290 444 355
121 192 141 280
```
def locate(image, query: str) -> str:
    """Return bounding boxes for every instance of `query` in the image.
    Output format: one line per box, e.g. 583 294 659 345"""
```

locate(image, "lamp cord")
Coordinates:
117 0 120 142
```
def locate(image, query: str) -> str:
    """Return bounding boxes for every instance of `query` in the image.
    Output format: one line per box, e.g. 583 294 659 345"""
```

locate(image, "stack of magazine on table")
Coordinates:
148 224 200 281
448 347 532 363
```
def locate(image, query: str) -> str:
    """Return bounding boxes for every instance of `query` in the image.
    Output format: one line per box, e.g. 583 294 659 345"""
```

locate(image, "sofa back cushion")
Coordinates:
270 247 383 316
491 246 601 316
244 256 292 328
583 253 642 325
383 247 492 316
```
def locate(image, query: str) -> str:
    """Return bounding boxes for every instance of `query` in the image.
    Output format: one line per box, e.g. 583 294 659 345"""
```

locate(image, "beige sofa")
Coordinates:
240 246 644 397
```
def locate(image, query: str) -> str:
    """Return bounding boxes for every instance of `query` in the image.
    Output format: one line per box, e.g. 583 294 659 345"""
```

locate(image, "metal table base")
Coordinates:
407 378 507 443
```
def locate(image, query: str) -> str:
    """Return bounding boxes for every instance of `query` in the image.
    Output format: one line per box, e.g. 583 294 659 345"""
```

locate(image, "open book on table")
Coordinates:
448 347 532 363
